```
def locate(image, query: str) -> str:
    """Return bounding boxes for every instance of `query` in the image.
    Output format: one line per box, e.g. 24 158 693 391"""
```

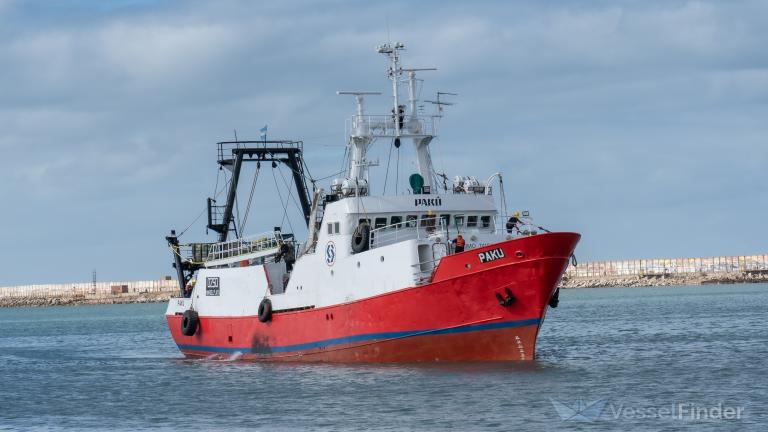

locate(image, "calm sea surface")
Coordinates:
0 283 766 431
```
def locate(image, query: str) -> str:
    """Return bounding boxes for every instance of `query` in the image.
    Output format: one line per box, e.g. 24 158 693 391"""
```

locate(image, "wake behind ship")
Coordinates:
164 42 580 361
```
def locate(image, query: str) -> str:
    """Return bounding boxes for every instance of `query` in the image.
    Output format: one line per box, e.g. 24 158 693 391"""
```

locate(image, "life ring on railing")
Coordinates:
351 223 371 254
258 298 273 323
181 309 199 336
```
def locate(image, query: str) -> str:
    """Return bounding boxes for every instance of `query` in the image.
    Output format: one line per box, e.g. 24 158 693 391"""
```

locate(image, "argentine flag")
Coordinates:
260 125 268 141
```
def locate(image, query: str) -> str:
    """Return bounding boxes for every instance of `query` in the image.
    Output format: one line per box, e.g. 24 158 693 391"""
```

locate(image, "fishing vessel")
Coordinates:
164 42 580 361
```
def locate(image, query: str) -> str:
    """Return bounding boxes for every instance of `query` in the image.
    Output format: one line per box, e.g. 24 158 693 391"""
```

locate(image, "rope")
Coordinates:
240 167 260 234
271 167 295 235
395 146 400 194
383 139 394 194
312 169 346 183
168 245 204 265
178 175 231 238
277 165 304 218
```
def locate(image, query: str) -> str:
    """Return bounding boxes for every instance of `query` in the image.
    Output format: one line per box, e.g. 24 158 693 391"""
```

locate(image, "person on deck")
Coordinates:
425 210 436 234
392 105 405 130
183 279 196 298
506 212 522 234
452 234 465 253
275 240 296 272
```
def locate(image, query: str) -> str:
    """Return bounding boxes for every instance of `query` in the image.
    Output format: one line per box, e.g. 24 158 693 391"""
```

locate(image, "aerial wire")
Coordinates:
272 165 296 235
240 166 261 235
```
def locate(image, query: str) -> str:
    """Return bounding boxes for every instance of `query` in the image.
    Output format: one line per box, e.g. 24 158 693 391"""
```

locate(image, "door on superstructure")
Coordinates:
264 261 288 294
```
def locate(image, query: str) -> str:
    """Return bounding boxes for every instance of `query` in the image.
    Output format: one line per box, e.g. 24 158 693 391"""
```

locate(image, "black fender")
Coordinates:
258 298 273 323
181 309 199 336
351 223 371 254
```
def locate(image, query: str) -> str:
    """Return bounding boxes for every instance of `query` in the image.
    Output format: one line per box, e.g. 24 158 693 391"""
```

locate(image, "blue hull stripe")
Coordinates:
177 318 541 355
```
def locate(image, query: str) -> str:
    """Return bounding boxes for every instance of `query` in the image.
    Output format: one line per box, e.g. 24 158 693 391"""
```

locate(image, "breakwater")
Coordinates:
561 254 768 288
0 279 179 308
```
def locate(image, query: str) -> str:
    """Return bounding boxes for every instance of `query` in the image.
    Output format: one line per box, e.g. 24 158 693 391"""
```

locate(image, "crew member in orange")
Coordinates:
452 234 465 253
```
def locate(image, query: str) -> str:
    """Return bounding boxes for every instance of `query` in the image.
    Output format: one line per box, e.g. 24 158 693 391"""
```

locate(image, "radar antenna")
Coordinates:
425 91 458 117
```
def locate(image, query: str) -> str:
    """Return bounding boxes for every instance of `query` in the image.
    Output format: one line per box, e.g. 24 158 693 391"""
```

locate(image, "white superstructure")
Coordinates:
166 42 544 319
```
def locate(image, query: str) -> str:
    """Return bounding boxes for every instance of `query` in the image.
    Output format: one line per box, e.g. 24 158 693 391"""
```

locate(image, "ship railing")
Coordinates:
493 219 545 237
369 216 447 250
206 231 283 262
346 115 436 138
216 140 303 164
411 256 444 286
176 242 216 264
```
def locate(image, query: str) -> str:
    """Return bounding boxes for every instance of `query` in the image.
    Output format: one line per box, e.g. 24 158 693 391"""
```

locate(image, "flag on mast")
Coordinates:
260 125 268 142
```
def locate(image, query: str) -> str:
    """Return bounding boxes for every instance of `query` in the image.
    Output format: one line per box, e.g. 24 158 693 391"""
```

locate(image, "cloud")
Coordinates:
0 0 766 284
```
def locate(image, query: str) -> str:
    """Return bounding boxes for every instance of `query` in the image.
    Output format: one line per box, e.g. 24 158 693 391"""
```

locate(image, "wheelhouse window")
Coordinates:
480 216 491 228
440 214 451 227
390 215 403 228
327 222 341 234
454 215 464 228
467 216 478 228
419 215 431 227
359 218 371 226
406 215 418 228
374 217 388 229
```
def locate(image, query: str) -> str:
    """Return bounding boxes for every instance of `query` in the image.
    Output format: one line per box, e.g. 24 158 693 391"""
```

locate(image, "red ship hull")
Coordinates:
166 232 580 362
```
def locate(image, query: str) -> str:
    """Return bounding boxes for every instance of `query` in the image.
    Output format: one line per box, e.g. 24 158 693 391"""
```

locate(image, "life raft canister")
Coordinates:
351 222 371 254
258 298 273 323
181 309 199 336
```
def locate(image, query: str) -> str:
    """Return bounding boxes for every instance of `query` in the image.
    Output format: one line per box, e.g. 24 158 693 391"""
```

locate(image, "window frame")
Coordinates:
374 217 388 229
440 214 451 227
480 215 491 228
466 215 478 228
406 215 418 228
454 214 465 228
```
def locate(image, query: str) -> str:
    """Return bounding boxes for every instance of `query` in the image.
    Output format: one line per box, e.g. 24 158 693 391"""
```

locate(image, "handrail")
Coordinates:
346 114 436 138
369 216 447 249
206 231 283 262
493 219 545 236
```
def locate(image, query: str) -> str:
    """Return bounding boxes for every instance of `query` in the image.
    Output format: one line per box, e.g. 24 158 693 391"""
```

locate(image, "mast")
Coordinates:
337 91 380 185
377 42 437 192
403 67 436 191
333 43 448 197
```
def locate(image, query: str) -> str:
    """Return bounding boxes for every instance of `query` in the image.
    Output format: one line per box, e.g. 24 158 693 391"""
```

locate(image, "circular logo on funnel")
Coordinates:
325 241 336 266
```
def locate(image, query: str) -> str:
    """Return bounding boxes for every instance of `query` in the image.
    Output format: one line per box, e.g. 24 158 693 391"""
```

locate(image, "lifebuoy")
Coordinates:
351 223 371 254
181 309 199 336
258 298 272 323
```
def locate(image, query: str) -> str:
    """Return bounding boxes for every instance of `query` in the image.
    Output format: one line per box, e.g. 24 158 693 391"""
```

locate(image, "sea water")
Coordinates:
0 283 765 431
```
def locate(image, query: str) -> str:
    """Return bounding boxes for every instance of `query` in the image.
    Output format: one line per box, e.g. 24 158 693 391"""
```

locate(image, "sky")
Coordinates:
1 0 766 285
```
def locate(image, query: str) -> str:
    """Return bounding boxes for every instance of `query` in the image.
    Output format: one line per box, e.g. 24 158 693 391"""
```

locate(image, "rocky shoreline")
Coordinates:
2 273 767 308
0 291 176 308
560 271 768 289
